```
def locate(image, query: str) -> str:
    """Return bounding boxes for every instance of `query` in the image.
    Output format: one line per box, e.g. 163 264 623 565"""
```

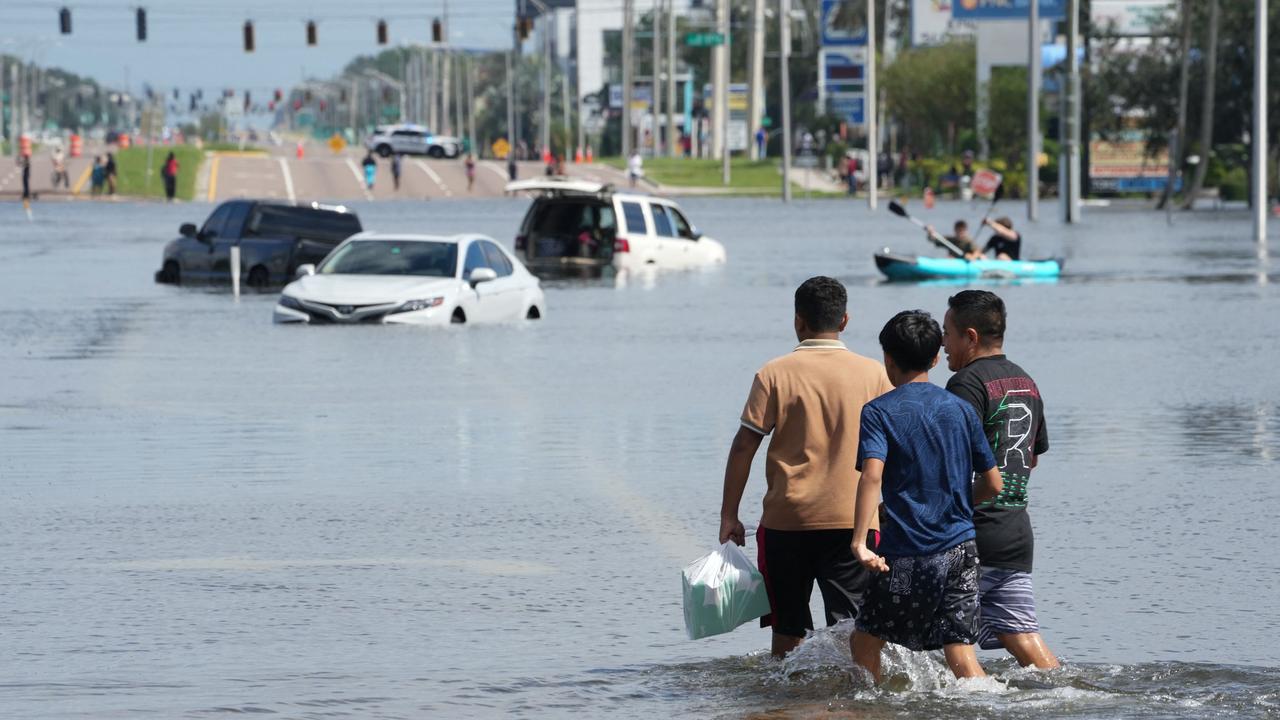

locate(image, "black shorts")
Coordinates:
855 539 981 651
756 526 879 639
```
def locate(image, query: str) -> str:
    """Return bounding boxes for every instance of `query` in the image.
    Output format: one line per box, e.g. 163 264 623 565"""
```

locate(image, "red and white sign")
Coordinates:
972 169 1003 197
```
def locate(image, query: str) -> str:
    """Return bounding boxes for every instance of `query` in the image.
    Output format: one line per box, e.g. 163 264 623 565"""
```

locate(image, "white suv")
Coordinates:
507 179 727 276
364 124 461 159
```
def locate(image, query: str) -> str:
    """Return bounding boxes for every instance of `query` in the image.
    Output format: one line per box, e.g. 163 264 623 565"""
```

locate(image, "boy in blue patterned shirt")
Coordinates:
849 310 1004 682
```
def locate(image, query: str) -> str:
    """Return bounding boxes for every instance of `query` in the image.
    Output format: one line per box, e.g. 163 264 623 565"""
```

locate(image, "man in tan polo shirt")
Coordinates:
719 276 893 658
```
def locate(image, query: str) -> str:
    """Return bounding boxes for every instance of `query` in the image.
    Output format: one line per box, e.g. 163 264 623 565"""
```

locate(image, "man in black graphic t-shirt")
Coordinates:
942 290 1059 669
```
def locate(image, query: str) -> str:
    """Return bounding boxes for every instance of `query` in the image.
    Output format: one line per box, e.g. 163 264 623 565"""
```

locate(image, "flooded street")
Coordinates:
2 198 1278 718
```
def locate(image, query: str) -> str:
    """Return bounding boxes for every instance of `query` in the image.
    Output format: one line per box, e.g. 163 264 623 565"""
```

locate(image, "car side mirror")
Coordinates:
689 227 703 240
180 222 198 238
295 264 316 277
468 267 498 286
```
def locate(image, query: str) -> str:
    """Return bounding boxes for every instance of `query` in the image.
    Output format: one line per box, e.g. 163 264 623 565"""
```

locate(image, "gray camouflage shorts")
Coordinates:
854 540 981 651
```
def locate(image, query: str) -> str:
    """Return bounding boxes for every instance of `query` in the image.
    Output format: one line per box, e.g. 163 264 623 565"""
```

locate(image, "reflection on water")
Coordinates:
0 199 1277 718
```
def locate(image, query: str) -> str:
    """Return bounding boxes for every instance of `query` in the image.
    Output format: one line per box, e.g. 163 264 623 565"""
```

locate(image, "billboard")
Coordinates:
911 0 977 46
1089 138 1179 192
821 0 868 46
953 0 1066 20
1090 0 1176 36
830 94 865 126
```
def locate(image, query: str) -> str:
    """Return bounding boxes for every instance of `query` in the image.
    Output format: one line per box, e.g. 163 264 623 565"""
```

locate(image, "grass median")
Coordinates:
114 145 204 201
599 156 789 191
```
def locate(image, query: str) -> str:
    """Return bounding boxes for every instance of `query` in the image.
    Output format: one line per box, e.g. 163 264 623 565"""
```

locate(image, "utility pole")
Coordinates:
622 0 634 159
562 53 570 156
1063 0 1081 222
665 0 677 158
1254 0 1269 244
780 0 792 202
867 0 877 210
718 0 730 184
711 0 726 163
1027 0 1041 221
429 50 439 130
467 55 477 154
652 0 661 155
748 0 765 160
542 11 551 159
507 40 516 152
349 76 358 135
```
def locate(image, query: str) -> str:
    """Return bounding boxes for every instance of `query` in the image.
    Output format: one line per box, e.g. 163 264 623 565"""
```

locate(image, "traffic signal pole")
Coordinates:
622 0 634 159
666 0 677 158
780 0 792 202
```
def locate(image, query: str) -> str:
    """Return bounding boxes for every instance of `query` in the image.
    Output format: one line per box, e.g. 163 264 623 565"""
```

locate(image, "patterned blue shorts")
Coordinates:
855 540 980 651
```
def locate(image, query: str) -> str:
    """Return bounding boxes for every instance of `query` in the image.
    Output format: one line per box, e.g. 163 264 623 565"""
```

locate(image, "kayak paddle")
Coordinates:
887 200 965 259
972 182 1006 243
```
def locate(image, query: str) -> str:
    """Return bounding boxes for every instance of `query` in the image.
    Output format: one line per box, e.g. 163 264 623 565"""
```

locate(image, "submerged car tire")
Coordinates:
428 146 445 159
451 308 466 324
376 144 393 158
247 266 270 290
159 260 180 284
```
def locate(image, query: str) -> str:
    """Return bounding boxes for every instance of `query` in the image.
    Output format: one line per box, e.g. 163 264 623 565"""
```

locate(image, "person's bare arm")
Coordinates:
984 219 1018 240
853 459 889 572
973 466 1004 505
720 426 764 545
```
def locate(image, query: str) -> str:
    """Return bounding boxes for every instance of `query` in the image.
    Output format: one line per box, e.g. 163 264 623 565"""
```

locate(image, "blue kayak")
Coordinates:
875 252 1063 281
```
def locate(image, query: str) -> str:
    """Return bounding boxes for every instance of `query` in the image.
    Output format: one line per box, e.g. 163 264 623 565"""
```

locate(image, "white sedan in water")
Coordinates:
273 232 546 325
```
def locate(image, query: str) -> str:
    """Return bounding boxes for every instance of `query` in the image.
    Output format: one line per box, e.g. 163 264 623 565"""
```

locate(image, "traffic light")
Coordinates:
517 17 532 41
274 88 283 102
136 8 147 42
244 21 255 52
306 20 317 46
59 7 71 34
432 18 442 43
377 20 388 45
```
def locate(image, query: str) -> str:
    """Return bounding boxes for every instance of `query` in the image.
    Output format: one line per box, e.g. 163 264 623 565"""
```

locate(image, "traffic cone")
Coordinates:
924 186 936 210
542 146 552 165
574 146 582 164
296 141 304 159
69 134 83 158
585 145 594 163
118 134 131 149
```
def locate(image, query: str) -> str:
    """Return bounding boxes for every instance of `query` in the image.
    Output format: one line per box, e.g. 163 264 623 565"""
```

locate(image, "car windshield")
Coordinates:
319 240 457 277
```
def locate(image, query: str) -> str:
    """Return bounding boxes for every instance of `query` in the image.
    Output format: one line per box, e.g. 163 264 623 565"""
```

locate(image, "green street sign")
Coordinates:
685 32 725 47
761 116 772 128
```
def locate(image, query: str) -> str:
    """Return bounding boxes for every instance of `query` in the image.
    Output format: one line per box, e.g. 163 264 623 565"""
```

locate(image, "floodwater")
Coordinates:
2 196 1278 719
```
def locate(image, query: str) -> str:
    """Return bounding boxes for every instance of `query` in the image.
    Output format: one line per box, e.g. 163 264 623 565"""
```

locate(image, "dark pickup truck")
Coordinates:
155 200 363 288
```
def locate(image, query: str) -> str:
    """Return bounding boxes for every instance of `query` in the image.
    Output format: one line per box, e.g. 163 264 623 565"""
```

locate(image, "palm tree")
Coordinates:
1182 0 1219 209
1159 0 1192 210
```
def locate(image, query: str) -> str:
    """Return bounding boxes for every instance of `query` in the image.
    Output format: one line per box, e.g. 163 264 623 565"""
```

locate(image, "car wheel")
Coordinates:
247 266 270 289
428 146 444 159
377 144 393 158
160 260 180 284
451 308 466 324
526 306 541 320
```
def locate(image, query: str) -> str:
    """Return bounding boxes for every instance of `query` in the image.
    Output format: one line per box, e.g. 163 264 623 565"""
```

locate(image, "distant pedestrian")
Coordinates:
362 152 377 190
91 156 106 195
20 153 32 200
627 150 643 189
680 131 692 158
876 152 892 190
507 155 518 182
845 154 858 196
465 153 477 192
51 147 70 189
160 151 179 202
391 153 403 191
104 152 118 195
756 126 767 158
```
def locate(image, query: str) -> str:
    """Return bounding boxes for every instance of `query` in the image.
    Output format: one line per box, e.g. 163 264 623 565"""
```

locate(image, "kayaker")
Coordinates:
982 217 1022 260
925 220 980 259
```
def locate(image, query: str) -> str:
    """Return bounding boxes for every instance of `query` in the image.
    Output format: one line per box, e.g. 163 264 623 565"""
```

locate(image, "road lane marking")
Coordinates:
481 161 508 182
71 165 92 194
206 154 221 202
277 157 296 202
344 158 374 200
413 159 452 197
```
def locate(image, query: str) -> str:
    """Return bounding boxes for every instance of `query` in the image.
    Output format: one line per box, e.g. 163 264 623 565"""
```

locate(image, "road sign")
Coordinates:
491 137 511 159
685 32 725 47
829 93 865 126
972 169 1003 196
327 133 346 154
821 0 868 46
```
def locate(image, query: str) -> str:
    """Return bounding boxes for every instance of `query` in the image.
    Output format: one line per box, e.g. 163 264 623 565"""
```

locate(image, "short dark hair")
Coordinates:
954 220 968 231
947 290 1006 344
994 216 1014 230
878 310 941 372
794 276 847 332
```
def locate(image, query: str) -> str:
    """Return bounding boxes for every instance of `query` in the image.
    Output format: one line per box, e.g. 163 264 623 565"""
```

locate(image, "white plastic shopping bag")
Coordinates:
681 541 771 640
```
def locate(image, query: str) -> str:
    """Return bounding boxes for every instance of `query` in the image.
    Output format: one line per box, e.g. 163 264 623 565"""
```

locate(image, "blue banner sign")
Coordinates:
953 0 1066 20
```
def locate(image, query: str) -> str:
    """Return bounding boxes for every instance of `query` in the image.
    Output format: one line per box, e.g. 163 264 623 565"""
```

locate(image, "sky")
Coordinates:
2 0 521 96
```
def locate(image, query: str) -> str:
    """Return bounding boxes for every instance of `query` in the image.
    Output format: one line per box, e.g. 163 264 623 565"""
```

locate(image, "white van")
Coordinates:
506 179 726 276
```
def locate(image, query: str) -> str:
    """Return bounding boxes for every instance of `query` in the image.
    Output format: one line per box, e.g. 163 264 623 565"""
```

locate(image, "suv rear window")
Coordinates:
621 202 647 235
246 206 362 242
